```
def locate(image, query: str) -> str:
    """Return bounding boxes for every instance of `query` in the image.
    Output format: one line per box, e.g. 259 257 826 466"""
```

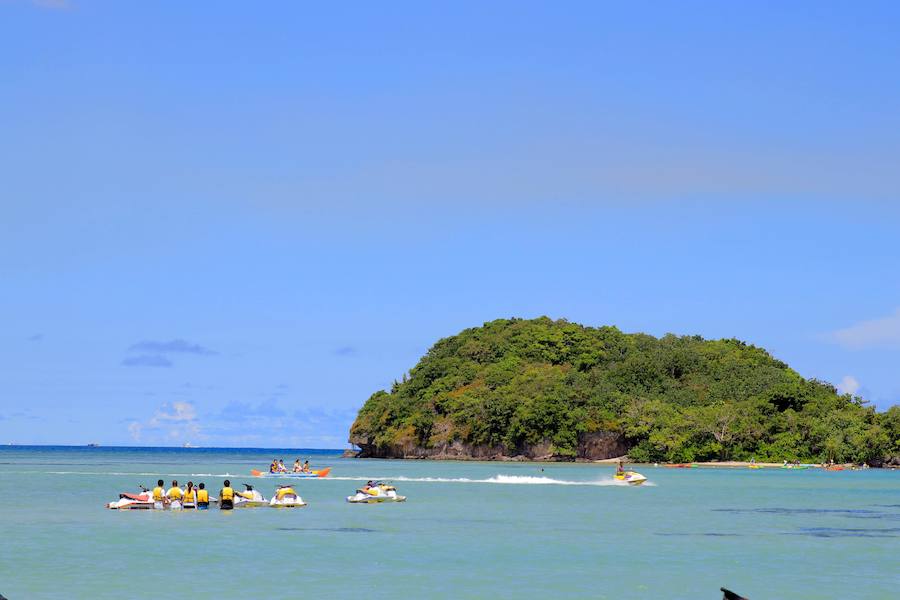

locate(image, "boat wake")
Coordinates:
324 474 654 487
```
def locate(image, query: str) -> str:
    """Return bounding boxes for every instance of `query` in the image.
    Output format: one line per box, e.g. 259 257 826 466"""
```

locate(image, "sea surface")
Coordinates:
1 446 897 599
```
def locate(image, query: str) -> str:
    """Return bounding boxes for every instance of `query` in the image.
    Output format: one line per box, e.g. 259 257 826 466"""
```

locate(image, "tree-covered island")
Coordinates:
349 317 900 465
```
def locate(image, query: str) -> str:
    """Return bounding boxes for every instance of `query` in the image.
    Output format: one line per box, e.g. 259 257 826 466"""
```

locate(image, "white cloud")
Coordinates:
127 422 142 442
127 402 202 445
830 308 900 349
149 401 196 425
837 375 860 396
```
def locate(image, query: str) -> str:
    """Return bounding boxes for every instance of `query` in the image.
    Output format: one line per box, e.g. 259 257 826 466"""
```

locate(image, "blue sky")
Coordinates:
2 1 899 447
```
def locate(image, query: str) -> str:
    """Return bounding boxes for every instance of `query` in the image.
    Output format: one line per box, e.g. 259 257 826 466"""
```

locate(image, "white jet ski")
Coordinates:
269 485 307 508
347 481 407 504
614 471 648 486
107 486 217 509
107 486 155 510
234 484 269 507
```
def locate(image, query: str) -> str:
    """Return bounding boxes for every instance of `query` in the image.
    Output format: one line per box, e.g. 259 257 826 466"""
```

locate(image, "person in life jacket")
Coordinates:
182 481 196 508
167 480 184 505
196 483 209 509
278 459 287 473
270 459 278 473
152 479 166 506
293 458 301 473
220 479 235 510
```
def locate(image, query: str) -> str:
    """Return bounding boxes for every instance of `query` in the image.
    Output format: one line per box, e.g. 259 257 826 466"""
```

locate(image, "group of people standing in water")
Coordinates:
150 479 237 510
269 458 310 473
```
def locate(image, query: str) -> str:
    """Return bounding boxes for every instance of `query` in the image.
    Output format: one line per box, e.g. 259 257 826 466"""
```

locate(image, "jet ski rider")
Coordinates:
196 483 209 509
152 479 166 507
616 460 625 477
182 481 196 508
220 479 235 510
167 480 184 504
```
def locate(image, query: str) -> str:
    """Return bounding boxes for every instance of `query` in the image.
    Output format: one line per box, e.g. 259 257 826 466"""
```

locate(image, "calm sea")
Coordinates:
1 446 897 599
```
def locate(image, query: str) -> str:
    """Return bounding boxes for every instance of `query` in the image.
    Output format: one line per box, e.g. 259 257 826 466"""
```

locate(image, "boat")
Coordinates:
251 467 331 478
825 465 844 471
614 471 648 486
781 464 809 470
234 484 268 507
269 485 307 508
347 481 407 503
664 463 695 468
748 464 762 469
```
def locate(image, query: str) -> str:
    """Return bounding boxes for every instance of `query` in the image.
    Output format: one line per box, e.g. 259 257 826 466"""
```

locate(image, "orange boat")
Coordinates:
824 465 844 471
664 463 695 468
250 467 331 478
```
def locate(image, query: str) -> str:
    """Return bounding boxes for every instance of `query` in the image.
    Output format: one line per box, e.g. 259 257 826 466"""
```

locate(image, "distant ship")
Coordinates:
182 442 194 448
87 443 100 447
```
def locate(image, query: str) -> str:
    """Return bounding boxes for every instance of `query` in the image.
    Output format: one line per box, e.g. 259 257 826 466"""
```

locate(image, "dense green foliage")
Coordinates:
350 318 898 463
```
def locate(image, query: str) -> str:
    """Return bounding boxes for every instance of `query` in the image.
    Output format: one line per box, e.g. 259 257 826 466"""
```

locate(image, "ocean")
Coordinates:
0 446 897 599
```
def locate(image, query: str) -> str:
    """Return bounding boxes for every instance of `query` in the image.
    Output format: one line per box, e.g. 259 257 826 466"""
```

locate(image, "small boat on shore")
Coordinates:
665 463 695 468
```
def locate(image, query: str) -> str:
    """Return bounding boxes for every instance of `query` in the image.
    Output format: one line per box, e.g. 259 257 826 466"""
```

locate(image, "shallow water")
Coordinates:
1 447 897 599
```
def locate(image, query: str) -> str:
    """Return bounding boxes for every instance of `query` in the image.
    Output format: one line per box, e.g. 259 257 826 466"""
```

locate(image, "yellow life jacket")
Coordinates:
276 487 296 500
239 491 254 500
221 486 234 501
152 486 164 501
183 489 195 502
167 487 183 500
197 489 209 503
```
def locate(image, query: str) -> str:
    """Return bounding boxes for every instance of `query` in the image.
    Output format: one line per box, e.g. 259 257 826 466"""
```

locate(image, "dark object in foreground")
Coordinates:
721 588 749 600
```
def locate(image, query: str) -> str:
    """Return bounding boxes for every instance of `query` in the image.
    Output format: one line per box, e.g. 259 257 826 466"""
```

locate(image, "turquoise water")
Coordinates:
1 447 897 599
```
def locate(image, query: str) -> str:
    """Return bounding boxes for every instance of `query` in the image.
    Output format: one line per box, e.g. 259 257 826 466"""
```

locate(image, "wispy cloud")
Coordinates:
27 333 43 342
829 308 900 349
149 401 197 425
129 402 200 443
121 354 173 368
335 346 357 357
128 339 218 355
837 375 861 396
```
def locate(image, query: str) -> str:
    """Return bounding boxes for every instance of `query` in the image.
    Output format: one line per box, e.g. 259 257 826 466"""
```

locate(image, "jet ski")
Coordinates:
107 486 217 510
234 483 268 507
107 486 155 510
269 485 307 508
251 467 331 478
347 481 407 503
614 471 648 486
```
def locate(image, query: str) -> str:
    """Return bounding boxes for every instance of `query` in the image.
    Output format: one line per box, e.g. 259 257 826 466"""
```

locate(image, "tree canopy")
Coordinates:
349 317 898 464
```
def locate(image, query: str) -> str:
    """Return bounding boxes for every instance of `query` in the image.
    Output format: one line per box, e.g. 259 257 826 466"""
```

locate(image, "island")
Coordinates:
349 317 900 465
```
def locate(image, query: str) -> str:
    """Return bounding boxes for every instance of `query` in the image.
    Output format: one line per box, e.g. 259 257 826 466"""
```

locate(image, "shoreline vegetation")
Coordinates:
348 317 900 466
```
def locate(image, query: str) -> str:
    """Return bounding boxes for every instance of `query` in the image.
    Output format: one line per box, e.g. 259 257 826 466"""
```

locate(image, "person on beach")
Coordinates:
220 479 235 510
293 458 301 472
196 483 209 509
152 479 166 507
167 480 183 505
182 481 196 508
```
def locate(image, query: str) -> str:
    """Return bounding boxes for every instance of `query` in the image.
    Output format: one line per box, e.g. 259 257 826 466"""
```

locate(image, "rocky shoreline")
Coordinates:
348 431 626 461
